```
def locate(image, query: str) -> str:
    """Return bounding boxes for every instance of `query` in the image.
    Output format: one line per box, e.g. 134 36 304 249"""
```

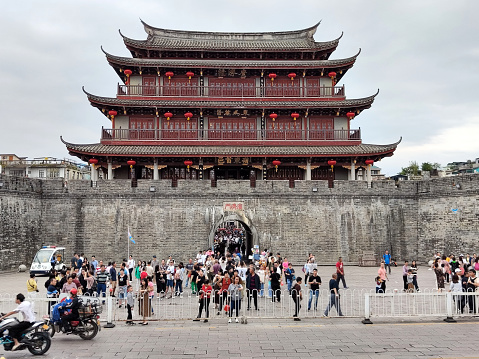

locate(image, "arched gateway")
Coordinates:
208 213 259 260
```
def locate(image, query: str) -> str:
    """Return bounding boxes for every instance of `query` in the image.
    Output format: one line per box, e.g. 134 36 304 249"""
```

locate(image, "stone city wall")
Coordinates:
0 174 478 270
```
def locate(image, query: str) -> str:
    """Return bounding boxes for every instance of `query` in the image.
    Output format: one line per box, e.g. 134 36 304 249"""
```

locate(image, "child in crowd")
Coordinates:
406 269 415 292
375 276 382 293
126 285 136 325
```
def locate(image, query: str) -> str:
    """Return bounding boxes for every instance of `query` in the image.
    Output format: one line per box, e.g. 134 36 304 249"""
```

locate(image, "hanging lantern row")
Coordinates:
164 112 173 121
346 112 355 120
184 112 193 121
365 159 374 166
272 160 281 172
165 71 174 80
291 113 300 121
127 160 136 168
288 73 297 81
89 158 98 167
108 110 117 120
268 73 277 82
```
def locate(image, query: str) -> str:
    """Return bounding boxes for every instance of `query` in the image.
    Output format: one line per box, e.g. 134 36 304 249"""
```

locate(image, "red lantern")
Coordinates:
328 71 337 86
268 73 277 82
184 112 193 121
272 160 281 172
108 110 117 119
269 113 278 121
365 160 374 166
186 71 194 80
89 158 98 166
165 71 174 80
288 73 297 81
184 160 193 171
123 69 132 85
328 160 337 172
346 112 355 120
164 112 173 120
127 160 136 168
291 113 300 121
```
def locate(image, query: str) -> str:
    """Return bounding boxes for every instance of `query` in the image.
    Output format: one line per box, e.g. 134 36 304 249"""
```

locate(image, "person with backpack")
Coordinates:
284 263 295 292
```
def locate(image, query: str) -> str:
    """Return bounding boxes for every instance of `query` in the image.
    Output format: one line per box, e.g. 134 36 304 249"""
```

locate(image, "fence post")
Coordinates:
104 295 116 328
361 293 373 324
444 292 456 323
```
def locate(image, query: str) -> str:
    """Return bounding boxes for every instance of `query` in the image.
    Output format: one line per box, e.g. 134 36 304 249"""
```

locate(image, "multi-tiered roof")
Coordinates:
63 21 399 181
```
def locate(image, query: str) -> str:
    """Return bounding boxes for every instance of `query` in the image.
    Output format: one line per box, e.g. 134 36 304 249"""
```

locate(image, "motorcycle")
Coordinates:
0 315 51 355
44 296 101 340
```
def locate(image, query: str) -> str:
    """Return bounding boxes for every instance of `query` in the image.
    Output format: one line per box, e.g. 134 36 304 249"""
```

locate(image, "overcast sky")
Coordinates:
1 0 478 175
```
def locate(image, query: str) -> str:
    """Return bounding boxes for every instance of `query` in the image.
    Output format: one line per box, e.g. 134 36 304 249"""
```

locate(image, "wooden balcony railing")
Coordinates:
101 128 361 142
117 84 345 98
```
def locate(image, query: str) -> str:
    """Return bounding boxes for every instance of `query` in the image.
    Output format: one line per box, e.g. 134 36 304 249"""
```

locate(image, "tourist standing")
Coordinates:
410 260 420 291
126 285 135 325
228 276 243 323
109 261 117 297
383 250 392 274
194 279 213 323
324 273 343 317
292 277 303 321
466 269 479 313
26 273 39 299
308 268 321 311
127 255 135 281
377 262 388 293
97 265 109 300
434 262 445 292
138 278 150 325
270 264 281 303
246 267 260 311
402 260 409 291
118 269 129 307
284 263 295 292
336 257 348 289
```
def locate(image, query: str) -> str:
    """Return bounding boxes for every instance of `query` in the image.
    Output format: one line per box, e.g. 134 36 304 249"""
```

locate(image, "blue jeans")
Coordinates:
260 282 264 297
97 283 107 302
175 279 183 294
324 293 342 316
308 289 319 310
286 279 293 292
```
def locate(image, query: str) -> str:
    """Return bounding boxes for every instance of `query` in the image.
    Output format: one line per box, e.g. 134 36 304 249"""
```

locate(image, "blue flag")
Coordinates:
128 227 136 244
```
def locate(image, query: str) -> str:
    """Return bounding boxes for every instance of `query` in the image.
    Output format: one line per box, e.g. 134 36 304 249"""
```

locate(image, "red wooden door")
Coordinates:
142 77 156 96
163 78 198 96
209 118 256 140
130 118 155 139
266 117 302 140
309 118 333 140
162 118 197 139
265 78 300 97
209 79 255 97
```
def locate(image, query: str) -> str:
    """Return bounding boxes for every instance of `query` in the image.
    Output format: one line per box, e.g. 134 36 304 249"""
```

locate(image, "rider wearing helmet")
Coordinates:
60 288 80 333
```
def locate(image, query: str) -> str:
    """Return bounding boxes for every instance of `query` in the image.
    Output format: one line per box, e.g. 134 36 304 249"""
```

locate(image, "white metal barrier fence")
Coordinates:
1 289 477 325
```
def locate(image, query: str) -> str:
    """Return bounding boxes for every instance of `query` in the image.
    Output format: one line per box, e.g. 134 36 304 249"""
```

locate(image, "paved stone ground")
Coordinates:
2 266 478 358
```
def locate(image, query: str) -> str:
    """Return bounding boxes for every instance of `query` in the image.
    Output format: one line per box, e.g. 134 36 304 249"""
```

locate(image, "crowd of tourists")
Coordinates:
213 224 246 258
21 249 479 327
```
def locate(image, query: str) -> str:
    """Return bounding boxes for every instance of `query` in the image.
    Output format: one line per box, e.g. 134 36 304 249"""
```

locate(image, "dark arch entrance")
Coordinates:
208 214 258 262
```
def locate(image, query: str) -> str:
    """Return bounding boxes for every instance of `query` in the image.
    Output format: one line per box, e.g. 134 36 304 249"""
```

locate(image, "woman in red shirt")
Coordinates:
194 279 213 323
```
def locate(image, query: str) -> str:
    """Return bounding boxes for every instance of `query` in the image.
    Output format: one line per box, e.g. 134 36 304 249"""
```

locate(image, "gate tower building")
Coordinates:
62 20 400 182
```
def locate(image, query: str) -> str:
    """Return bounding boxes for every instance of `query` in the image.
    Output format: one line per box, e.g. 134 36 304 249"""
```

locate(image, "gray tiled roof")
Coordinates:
84 90 378 109
103 50 359 69
120 21 340 51
61 137 400 157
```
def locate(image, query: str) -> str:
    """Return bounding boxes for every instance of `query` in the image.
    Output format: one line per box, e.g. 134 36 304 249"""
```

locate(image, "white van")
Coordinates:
30 246 66 275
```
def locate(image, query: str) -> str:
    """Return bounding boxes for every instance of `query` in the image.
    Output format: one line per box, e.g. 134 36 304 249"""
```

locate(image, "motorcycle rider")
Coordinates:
0 293 36 351
60 288 80 333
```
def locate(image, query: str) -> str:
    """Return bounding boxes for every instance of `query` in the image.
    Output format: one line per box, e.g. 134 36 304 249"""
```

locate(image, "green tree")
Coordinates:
400 161 420 176
421 162 433 172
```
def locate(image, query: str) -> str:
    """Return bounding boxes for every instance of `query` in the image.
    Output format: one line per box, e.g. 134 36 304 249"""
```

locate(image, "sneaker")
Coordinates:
204 319 208 323
193 318 200 322
294 318 301 321
228 318 232 323
217 311 220 315
235 318 239 323
12 343 22 351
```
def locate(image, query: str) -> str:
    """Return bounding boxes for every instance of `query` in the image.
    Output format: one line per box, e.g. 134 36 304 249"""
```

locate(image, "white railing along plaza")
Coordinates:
1 289 477 325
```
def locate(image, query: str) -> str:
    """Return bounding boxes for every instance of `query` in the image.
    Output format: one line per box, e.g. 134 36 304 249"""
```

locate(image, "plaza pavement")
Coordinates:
1 265 478 358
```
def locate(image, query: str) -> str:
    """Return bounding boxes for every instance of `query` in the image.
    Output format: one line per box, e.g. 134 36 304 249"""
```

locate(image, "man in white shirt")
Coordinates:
166 261 176 298
0 293 36 351
127 255 135 281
